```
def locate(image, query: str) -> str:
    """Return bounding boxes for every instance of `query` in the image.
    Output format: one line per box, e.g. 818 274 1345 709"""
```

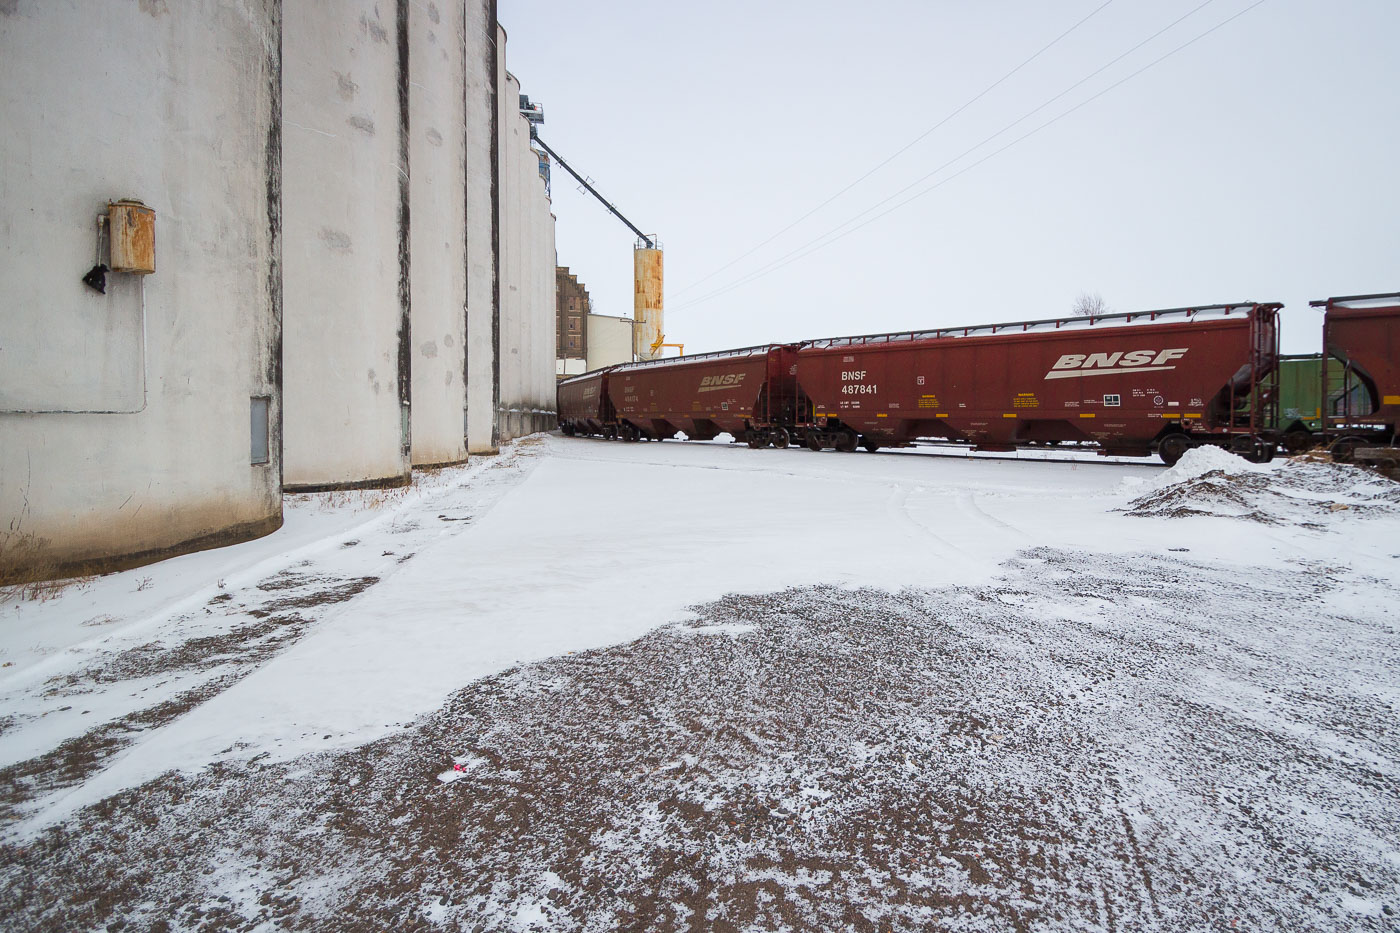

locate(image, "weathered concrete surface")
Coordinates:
497 56 558 443
464 6 499 455
0 0 283 577
408 0 469 468
281 0 411 489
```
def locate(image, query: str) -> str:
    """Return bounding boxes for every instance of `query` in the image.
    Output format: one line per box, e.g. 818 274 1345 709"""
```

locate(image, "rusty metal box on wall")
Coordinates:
108 199 155 274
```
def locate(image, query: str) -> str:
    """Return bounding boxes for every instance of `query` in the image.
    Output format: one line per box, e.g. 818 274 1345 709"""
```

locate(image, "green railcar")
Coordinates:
1278 355 1324 432
1275 353 1351 449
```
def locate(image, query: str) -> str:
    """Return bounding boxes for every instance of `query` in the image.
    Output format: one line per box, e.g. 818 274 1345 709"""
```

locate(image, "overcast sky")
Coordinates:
503 0 1398 355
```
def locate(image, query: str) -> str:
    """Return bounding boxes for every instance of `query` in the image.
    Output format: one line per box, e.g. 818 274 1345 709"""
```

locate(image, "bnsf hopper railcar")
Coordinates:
557 294 1398 467
1312 292 1400 461
605 345 799 443
794 303 1280 465
557 369 612 437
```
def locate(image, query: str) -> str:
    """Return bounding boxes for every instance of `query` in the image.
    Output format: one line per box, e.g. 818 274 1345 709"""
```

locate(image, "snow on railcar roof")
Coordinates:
1307 291 1400 310
557 369 608 387
802 301 1277 349
610 344 778 373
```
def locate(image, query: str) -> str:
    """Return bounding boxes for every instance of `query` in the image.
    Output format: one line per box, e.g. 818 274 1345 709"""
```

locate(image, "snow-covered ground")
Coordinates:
2 435 1398 930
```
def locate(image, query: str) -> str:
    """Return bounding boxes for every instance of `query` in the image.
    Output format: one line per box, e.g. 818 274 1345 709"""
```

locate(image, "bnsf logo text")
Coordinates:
698 373 746 393
1043 348 1188 381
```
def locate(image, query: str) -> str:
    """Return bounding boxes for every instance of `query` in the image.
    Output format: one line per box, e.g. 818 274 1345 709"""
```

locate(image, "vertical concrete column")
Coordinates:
408 0 468 467
464 1 497 455
540 210 559 430
462 12 501 451
282 0 412 489
497 67 519 441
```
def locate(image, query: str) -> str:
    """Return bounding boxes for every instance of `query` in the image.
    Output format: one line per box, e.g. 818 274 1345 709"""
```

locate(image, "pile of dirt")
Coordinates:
1124 449 1400 523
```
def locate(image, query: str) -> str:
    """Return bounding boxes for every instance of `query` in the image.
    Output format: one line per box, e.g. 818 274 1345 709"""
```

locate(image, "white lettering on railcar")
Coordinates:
840 370 875 394
1044 348 1188 380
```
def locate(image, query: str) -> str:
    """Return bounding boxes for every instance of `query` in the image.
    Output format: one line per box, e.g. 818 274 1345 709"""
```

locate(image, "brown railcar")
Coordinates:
556 369 613 437
607 345 800 443
794 303 1281 464
1312 292 1400 460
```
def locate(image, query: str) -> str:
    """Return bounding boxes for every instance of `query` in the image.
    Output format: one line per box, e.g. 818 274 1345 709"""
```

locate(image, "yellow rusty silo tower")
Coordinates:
528 131 678 362
633 239 664 361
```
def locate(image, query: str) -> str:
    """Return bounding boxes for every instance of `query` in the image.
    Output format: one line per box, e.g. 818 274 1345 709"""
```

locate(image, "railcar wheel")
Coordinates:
1330 435 1364 464
772 428 791 449
1282 430 1315 454
1157 434 1193 467
835 430 859 453
604 425 617 441
806 432 824 452
1229 434 1270 462
861 439 880 453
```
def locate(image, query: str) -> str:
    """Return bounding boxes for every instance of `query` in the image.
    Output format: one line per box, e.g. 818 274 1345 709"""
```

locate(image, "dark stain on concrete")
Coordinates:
318 227 352 251
396 0 412 458
489 0 501 450
347 114 375 135
335 70 358 100
360 12 388 43
265 0 285 494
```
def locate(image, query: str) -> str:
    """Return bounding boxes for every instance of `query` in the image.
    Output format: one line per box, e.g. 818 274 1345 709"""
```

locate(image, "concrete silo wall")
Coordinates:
408 0 469 467
0 0 283 578
464 3 499 455
496 58 559 443
281 0 411 490
496 65 520 441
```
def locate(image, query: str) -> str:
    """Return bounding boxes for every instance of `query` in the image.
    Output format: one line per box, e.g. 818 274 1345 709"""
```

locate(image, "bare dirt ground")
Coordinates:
2 546 1397 932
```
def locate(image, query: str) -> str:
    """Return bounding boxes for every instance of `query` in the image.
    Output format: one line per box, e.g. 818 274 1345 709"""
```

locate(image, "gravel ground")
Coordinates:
2 545 1397 933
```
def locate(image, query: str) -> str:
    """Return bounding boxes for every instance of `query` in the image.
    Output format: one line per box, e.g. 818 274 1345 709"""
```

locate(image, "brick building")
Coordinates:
556 266 590 363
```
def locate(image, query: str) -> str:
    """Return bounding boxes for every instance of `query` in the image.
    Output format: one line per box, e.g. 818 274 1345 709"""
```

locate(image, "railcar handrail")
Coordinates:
1308 292 1400 308
558 371 606 387
801 302 1280 349
557 344 782 387
610 344 780 373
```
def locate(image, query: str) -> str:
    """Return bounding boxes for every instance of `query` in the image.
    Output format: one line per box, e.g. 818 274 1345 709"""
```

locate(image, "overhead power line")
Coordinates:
671 0 1119 298
674 0 1264 314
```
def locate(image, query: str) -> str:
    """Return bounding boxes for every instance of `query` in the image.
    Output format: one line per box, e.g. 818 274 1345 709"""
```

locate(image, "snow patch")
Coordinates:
1152 444 1268 487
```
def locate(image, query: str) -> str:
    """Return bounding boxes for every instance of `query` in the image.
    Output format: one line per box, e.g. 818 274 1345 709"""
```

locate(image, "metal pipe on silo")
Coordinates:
634 243 663 361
